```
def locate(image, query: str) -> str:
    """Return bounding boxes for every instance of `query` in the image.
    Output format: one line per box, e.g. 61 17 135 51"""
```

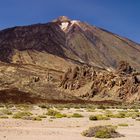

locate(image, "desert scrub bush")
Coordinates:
55 113 67 118
39 104 47 109
95 127 115 138
105 110 112 113
71 104 86 109
97 105 107 110
50 116 56 119
71 113 83 118
32 116 42 121
136 118 140 121
126 112 140 119
108 112 126 118
82 125 123 138
89 115 110 121
105 110 140 119
129 105 140 110
104 110 115 118
117 111 127 117
46 109 66 118
38 115 47 118
6 104 15 108
86 108 96 112
66 115 72 118
38 104 51 109
89 115 98 121
13 111 32 119
16 104 31 110
134 109 139 112
1 109 12 115
118 123 128 127
0 115 9 119
46 109 60 116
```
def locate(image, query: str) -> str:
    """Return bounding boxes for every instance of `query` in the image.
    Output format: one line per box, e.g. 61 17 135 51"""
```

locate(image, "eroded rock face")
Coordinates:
60 65 96 90
60 63 140 102
116 61 134 75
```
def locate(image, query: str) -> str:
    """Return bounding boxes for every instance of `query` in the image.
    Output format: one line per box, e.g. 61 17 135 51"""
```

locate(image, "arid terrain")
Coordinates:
0 104 140 140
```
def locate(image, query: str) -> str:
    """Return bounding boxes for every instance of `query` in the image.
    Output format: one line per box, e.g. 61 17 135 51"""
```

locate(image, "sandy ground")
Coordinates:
0 107 140 140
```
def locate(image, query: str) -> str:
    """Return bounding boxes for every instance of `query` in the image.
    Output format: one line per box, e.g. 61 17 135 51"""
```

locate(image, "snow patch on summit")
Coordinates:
59 20 80 32
59 22 69 31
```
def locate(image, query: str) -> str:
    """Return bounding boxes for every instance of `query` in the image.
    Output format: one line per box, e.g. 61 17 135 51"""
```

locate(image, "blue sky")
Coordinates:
0 0 140 43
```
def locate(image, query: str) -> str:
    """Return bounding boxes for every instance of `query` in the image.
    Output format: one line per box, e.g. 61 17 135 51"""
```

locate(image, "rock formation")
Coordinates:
60 62 140 103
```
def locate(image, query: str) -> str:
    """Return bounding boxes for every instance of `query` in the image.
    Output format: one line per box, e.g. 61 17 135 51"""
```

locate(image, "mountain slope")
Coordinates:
0 16 140 103
0 16 140 72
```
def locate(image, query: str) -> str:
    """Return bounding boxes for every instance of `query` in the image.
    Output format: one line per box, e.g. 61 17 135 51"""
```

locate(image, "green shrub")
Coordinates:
82 125 123 138
105 111 139 119
136 118 140 121
0 116 9 119
127 112 140 119
95 128 112 138
55 113 67 118
97 105 106 110
134 109 139 112
72 113 83 118
115 112 126 118
6 104 15 108
118 123 129 127
1 109 12 115
46 109 60 116
13 111 32 119
66 115 71 118
22 116 33 120
33 116 42 121
89 115 110 121
89 115 98 120
16 104 31 110
39 104 47 109
105 113 114 118
107 112 126 118
38 115 47 118
86 108 96 112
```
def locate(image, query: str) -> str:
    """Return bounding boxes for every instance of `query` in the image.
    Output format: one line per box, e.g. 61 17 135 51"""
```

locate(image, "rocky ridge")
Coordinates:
60 61 140 103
